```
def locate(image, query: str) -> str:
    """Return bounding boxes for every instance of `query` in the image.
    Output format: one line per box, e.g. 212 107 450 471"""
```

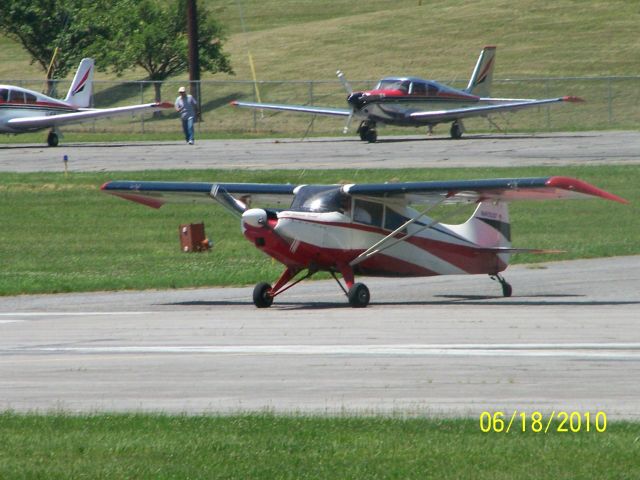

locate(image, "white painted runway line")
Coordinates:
10 343 640 360
0 312 151 317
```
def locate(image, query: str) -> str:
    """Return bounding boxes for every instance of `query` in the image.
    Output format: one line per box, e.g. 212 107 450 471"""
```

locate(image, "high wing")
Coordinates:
230 100 351 117
408 97 583 123
101 180 298 210
102 177 627 212
343 176 628 205
7 102 173 130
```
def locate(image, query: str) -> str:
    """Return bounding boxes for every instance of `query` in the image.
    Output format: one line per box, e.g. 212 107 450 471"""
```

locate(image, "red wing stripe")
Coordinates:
545 176 629 204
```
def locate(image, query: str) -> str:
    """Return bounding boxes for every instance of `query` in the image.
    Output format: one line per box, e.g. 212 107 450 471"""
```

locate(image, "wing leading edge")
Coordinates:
102 177 627 211
230 100 351 117
101 181 298 209
408 97 583 124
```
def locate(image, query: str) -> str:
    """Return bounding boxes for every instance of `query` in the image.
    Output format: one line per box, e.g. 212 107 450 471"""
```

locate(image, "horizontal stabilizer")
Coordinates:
477 247 566 254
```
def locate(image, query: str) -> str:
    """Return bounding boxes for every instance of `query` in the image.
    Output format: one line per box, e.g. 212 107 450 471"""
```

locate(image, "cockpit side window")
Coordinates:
376 79 409 93
353 199 383 227
0 89 8 102
410 82 427 96
8 90 25 103
384 207 408 232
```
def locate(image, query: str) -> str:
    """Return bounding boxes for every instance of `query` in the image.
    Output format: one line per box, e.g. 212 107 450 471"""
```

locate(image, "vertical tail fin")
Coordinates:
455 200 511 249
465 46 496 97
64 58 94 107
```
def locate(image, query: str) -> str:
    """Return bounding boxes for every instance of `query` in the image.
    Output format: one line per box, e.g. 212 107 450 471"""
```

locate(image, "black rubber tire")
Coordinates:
348 282 370 308
365 129 377 143
358 123 369 141
47 132 59 147
253 282 273 308
502 282 513 298
450 122 462 139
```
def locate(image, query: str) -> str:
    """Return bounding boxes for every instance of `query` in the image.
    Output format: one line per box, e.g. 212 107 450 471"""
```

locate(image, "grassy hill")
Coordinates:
2 0 639 82
1 0 638 139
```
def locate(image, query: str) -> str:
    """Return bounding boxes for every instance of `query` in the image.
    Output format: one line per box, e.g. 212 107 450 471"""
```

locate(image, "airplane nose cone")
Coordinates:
347 91 366 107
242 208 268 228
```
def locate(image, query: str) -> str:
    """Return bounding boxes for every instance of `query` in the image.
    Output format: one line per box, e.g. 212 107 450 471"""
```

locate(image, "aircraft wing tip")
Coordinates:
546 176 629 204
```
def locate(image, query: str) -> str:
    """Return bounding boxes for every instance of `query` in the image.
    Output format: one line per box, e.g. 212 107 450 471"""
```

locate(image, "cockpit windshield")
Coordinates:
375 79 410 93
290 186 348 213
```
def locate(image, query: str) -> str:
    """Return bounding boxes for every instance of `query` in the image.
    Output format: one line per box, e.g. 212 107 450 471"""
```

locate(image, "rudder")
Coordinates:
465 46 496 97
64 58 94 107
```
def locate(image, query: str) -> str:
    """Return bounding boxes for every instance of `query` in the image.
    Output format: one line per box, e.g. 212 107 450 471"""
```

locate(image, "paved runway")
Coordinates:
1 256 639 418
1 131 638 418
1 130 640 172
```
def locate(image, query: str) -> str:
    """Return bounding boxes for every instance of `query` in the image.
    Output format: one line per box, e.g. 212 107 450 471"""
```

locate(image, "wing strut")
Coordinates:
349 197 472 267
210 184 247 217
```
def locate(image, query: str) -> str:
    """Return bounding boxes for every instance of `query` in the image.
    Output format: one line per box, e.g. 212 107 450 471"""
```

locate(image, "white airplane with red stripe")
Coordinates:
102 175 627 308
232 46 583 142
0 58 171 146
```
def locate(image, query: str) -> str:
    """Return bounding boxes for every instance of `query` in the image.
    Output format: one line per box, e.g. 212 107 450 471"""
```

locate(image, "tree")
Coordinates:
0 0 101 92
85 0 233 103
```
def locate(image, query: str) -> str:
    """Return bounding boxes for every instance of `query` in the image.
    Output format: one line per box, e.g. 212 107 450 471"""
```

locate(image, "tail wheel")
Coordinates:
253 282 273 308
490 274 512 298
348 282 370 308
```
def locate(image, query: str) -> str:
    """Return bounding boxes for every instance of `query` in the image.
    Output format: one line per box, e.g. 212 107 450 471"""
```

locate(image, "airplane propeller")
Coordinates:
337 70 355 134
336 70 352 95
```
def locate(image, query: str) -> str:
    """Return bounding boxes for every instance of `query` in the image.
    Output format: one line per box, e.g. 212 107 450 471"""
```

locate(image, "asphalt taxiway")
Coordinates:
1 256 639 418
1 130 640 172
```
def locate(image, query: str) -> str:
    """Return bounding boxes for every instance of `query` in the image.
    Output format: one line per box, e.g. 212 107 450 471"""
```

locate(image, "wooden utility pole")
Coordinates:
186 0 202 120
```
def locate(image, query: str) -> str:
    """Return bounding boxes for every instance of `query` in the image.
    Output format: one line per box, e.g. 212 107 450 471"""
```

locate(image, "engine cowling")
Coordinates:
242 208 268 229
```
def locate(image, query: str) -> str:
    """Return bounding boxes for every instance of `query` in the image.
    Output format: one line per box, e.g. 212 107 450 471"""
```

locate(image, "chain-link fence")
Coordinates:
4 76 640 136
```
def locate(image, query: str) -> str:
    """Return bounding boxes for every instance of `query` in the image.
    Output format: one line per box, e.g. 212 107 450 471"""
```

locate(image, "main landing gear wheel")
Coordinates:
348 282 370 308
450 121 463 140
47 131 59 147
253 282 273 308
358 122 377 143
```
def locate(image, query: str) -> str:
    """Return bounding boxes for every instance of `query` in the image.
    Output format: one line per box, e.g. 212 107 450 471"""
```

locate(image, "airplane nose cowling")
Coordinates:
242 208 268 228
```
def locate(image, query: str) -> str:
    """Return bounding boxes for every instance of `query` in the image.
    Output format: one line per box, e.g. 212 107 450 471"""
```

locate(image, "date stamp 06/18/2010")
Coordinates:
479 411 607 433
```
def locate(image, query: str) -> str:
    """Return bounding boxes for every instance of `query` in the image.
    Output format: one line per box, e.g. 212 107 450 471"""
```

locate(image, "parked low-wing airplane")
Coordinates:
102 175 626 308
231 46 583 142
0 58 172 146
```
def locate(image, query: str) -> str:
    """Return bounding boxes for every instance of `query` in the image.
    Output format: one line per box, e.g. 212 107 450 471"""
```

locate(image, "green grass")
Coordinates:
0 165 637 296
0 413 638 479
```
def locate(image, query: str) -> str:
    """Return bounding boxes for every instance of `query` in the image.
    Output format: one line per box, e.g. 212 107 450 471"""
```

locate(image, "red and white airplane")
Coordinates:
232 46 583 142
102 175 627 308
0 58 171 146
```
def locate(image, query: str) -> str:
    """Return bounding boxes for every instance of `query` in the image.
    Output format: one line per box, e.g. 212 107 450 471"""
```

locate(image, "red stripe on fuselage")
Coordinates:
0 101 77 112
243 218 507 277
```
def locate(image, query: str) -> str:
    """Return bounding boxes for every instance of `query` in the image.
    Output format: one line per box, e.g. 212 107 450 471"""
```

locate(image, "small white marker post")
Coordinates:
63 154 68 177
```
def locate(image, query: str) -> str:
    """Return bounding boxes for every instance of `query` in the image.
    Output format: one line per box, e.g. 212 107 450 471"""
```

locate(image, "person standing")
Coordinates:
175 86 197 144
